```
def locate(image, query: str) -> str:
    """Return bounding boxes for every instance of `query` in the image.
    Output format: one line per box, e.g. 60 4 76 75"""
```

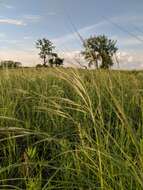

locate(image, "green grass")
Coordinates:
0 68 143 189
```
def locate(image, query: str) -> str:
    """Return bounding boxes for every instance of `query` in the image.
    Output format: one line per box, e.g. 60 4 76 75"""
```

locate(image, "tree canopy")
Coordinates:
36 38 64 67
49 53 64 67
82 35 118 69
36 38 55 66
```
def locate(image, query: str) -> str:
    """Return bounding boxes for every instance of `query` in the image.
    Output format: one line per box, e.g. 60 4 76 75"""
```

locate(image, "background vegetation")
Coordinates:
0 68 143 189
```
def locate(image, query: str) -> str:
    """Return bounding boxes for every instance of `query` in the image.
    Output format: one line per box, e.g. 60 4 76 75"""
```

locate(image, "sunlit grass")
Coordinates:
0 68 143 189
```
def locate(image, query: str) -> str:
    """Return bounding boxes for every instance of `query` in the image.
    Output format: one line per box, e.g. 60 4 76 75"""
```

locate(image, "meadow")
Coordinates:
0 68 143 189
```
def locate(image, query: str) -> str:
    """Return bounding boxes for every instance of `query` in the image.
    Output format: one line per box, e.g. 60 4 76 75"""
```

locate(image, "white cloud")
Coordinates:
115 51 143 69
0 49 39 66
23 15 41 22
117 37 142 47
0 18 26 26
109 14 143 26
58 50 143 70
53 21 107 47
3 4 15 9
53 13 143 49
0 47 142 70
110 35 143 48
23 36 33 40
59 50 81 67
0 13 142 69
0 48 82 67
52 15 143 70
0 39 21 44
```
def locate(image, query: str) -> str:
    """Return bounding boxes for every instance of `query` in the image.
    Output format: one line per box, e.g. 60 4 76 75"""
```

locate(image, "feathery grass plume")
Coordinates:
0 68 143 189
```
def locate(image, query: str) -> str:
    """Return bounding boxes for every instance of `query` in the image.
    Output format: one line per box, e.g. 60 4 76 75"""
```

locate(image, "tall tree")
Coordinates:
36 38 55 66
82 35 118 69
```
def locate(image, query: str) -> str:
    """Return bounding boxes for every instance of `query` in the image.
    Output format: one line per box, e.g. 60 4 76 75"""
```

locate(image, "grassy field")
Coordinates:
0 68 143 189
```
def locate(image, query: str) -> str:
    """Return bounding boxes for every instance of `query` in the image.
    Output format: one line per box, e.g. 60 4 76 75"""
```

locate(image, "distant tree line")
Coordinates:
0 60 22 69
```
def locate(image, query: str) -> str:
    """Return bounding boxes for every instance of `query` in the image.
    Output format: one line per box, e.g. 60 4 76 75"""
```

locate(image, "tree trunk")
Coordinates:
95 60 98 69
43 56 46 66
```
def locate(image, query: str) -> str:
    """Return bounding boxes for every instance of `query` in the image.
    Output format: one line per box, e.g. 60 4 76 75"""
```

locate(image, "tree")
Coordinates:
36 38 55 66
49 53 64 67
82 35 118 69
55 57 64 67
0 60 22 68
36 64 44 69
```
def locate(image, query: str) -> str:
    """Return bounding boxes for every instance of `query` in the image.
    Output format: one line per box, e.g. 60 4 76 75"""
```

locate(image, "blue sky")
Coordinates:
0 0 143 69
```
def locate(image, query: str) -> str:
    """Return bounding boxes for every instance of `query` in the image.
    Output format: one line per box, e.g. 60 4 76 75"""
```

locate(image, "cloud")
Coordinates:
111 35 143 49
0 39 21 44
0 15 41 26
59 50 82 67
0 13 142 69
53 21 107 47
3 4 15 9
0 18 26 26
0 47 142 70
113 50 143 69
23 15 41 22
58 50 143 70
0 47 83 67
52 15 143 70
108 14 143 26
23 36 33 40
117 38 139 47
53 13 143 49
0 49 39 66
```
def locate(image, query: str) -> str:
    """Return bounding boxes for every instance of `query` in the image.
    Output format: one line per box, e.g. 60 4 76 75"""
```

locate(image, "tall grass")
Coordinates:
0 68 143 189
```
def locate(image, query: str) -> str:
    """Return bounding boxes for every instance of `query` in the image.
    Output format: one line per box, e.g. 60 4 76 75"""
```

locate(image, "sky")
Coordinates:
0 0 143 69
